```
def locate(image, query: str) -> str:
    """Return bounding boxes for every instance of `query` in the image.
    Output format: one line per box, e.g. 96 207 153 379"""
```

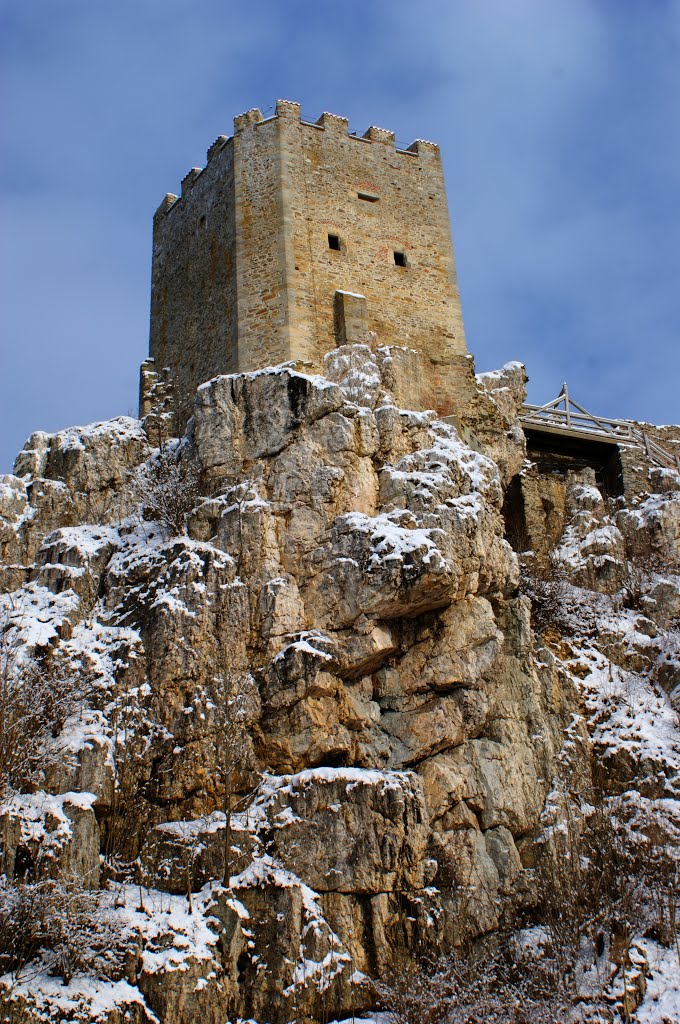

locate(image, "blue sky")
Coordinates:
1 0 679 471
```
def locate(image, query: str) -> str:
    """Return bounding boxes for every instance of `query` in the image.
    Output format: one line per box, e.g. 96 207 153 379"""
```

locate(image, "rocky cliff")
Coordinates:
0 345 678 1023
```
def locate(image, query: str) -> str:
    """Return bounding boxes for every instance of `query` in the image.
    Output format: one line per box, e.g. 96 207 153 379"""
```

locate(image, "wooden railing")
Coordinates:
520 384 680 472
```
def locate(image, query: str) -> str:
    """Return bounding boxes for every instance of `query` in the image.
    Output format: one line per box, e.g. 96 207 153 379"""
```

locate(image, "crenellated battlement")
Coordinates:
180 167 202 196
147 98 466 426
207 134 229 162
156 101 441 218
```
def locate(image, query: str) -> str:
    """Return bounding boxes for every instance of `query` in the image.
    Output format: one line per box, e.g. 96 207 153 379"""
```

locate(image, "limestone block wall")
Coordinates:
274 100 466 368
232 108 293 370
149 137 238 421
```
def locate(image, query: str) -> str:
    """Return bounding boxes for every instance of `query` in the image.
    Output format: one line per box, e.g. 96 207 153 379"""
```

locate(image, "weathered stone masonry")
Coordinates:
146 99 467 423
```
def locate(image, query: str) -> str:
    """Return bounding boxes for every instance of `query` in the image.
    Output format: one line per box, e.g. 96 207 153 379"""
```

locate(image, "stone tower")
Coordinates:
144 99 468 422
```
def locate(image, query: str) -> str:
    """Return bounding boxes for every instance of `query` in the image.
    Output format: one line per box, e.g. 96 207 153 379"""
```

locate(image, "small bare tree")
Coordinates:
519 556 572 637
0 603 90 801
133 440 200 537
102 665 154 881
639 830 680 967
534 793 650 1021
205 663 259 887
0 878 123 985
374 939 582 1024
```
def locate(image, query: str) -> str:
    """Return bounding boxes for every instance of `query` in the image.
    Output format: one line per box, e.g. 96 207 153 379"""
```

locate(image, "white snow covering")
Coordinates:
197 363 340 394
48 416 145 450
41 523 120 559
108 522 235 622
3 790 97 852
636 939 680 1022
117 884 221 975
0 883 224 1022
339 510 445 569
273 630 335 664
371 423 502 544
477 360 524 378
375 403 433 425
0 583 80 650
255 765 413 800
329 1018 389 1024
575 646 680 789
0 976 158 1024
154 810 247 839
232 855 353 996
248 766 415 834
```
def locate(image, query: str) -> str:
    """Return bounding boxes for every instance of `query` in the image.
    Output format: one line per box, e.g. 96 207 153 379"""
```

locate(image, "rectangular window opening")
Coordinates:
357 191 380 203
394 251 407 267
328 233 341 250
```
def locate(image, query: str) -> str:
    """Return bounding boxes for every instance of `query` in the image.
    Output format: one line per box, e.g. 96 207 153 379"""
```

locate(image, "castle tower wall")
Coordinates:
147 100 468 422
232 107 296 371
149 137 239 421
275 101 466 370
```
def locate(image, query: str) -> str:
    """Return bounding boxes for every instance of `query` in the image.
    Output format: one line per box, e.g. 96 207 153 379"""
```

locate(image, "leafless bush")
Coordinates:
618 557 653 611
102 670 154 877
618 551 680 614
133 440 201 537
540 801 639 960
639 835 680 964
519 556 572 636
0 607 91 799
532 794 661 1022
374 938 594 1024
204 663 260 887
379 792 660 1023
0 878 123 984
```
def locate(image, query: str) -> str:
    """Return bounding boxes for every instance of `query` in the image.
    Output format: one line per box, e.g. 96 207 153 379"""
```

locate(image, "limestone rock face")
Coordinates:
191 368 344 484
473 360 528 484
1 417 149 590
14 417 149 511
251 768 429 893
1 345 678 1023
0 793 100 888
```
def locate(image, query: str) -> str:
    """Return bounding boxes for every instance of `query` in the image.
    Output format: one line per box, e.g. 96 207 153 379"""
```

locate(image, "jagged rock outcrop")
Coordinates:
1 345 678 1023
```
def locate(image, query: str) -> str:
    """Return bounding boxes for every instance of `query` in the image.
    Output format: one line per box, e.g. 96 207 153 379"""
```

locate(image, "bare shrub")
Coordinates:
534 794 657 1021
133 440 200 537
0 606 91 800
619 556 653 612
381 792 664 1022
140 364 178 445
204 661 259 886
617 551 680 616
639 833 680 965
102 670 154 879
0 878 123 984
374 938 593 1024
519 556 572 636
373 951 459 1024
